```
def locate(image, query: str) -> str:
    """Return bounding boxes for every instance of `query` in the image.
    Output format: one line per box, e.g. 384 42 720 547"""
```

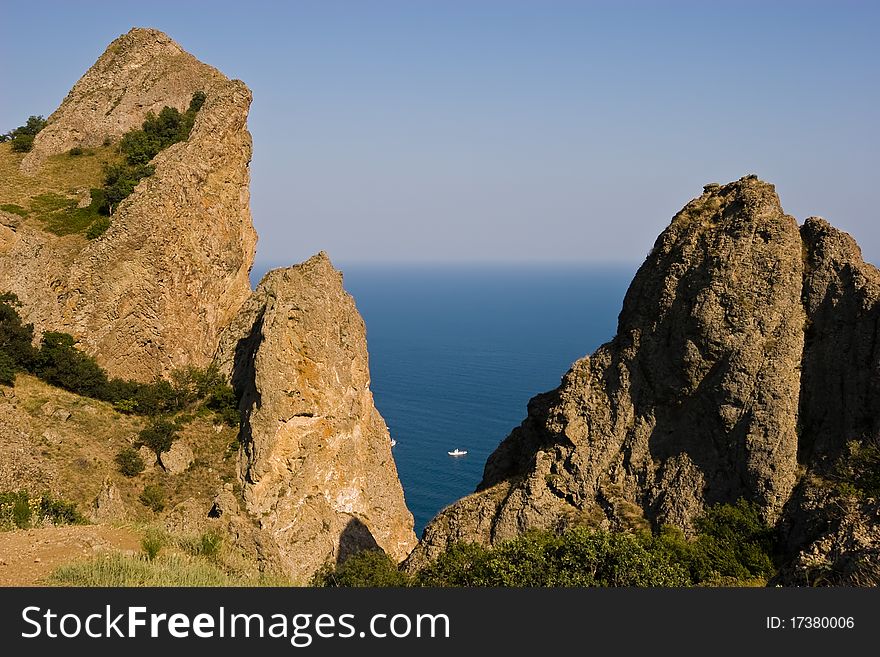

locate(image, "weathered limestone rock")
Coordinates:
160 441 194 474
216 252 416 583
773 217 880 584
408 176 809 569
21 28 225 172
0 28 256 380
89 476 127 523
137 446 157 469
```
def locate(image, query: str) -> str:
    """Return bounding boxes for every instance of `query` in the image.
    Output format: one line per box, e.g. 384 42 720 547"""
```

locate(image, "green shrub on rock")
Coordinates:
312 550 411 587
115 446 146 477
139 485 166 513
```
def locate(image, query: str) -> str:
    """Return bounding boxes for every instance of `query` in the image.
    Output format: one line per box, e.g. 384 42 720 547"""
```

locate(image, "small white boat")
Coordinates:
390 438 397 447
448 448 467 456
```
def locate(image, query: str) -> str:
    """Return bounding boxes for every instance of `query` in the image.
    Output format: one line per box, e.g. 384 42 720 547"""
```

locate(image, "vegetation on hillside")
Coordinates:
0 490 86 531
314 500 778 587
833 439 880 500
99 91 206 216
50 525 290 587
0 291 240 433
0 92 205 239
1 115 48 153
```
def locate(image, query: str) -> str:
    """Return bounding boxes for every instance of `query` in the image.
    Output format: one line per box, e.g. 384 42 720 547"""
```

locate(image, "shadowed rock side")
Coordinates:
0 28 256 380
215 253 416 583
776 218 880 585
407 176 814 570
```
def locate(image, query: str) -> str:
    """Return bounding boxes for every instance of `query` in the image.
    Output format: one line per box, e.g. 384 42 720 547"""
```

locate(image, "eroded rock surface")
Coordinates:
407 176 880 578
0 28 256 380
217 253 416 582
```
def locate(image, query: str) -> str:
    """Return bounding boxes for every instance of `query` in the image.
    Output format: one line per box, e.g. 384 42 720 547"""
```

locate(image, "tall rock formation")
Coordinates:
778 218 880 585
0 28 256 380
216 253 417 583
407 176 880 579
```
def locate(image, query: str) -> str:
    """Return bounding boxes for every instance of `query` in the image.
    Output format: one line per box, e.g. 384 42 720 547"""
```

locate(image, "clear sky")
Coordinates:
1 1 877 266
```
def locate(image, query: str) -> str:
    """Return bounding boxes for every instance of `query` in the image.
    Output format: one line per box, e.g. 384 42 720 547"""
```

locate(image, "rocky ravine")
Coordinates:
216 253 416 583
407 176 880 583
0 28 256 381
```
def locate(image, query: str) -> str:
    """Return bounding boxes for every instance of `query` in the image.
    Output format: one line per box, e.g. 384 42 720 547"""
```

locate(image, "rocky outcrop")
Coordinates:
21 28 226 172
0 28 256 380
89 477 127 523
407 176 879 574
216 253 416 583
772 217 880 584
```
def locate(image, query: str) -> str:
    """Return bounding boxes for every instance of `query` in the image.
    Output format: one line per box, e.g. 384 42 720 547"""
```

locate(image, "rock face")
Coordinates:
216 253 416 583
0 28 256 380
21 28 225 173
407 176 880 576
160 440 194 475
90 477 127 523
775 217 880 585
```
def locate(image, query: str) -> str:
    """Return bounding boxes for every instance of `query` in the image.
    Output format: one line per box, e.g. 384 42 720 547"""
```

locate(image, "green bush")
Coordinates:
312 500 778 588
415 529 692 587
39 496 86 526
0 293 36 375
137 418 179 465
179 530 224 559
0 490 85 530
0 203 28 217
687 499 776 583
96 92 206 214
115 446 146 477
6 115 48 153
10 134 35 153
85 215 110 239
34 331 108 398
139 485 166 513
141 528 165 559
0 351 16 386
1 292 239 427
68 146 84 157
312 550 411 587
834 439 880 499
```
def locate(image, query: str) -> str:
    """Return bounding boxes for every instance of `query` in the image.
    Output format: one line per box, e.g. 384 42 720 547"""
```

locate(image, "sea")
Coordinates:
250 263 636 536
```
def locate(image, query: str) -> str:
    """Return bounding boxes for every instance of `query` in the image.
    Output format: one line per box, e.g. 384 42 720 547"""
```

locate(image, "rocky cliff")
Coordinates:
407 176 880 580
216 253 417 583
0 28 256 380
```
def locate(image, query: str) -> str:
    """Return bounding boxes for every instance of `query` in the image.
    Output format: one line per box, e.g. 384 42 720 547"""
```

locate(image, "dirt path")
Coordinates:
0 524 141 586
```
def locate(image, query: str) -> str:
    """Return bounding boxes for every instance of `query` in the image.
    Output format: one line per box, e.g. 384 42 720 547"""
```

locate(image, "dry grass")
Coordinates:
49 524 291 587
0 142 117 206
0 142 121 236
4 374 239 521
50 551 291 587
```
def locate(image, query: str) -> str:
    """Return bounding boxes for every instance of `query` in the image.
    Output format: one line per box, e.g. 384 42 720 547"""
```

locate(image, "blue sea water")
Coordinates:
251 263 635 536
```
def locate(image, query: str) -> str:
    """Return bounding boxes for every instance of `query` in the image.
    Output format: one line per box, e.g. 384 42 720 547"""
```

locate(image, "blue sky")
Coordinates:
1 1 877 266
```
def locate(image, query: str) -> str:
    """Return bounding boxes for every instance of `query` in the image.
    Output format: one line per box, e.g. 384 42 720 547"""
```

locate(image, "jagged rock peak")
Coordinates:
216 252 416 583
1 27 256 381
21 27 228 173
407 175 811 569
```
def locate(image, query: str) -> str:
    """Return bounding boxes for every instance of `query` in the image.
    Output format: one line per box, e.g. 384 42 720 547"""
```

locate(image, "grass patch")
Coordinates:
0 203 27 217
0 490 87 531
833 439 880 499
28 191 107 237
0 142 121 239
50 552 290 587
